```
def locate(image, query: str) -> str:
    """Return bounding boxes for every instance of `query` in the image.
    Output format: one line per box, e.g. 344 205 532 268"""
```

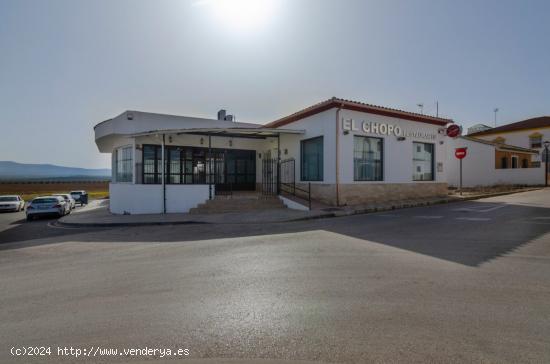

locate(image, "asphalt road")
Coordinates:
0 204 101 245
1 190 550 363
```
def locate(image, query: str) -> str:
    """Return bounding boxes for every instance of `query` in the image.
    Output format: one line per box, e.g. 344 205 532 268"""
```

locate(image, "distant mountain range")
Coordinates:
0 161 111 180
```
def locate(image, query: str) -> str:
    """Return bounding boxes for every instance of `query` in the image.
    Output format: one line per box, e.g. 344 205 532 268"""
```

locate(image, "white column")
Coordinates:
161 134 166 213
132 138 136 184
112 151 116 183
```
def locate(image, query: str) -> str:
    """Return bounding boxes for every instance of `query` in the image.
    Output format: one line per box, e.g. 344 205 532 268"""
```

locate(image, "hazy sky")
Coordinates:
1 0 549 169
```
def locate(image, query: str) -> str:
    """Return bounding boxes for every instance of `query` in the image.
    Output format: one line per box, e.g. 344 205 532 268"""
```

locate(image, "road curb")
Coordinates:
55 220 209 228
448 187 542 202
330 188 543 218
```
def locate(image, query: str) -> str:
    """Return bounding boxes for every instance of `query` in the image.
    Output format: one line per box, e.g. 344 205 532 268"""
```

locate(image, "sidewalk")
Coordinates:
58 187 542 227
58 200 334 227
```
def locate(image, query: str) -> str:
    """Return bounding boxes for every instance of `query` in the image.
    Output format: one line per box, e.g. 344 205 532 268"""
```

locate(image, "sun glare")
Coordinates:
196 0 278 31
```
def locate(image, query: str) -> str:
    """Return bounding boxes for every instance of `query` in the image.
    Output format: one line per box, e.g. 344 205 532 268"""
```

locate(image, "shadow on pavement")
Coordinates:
1 200 550 267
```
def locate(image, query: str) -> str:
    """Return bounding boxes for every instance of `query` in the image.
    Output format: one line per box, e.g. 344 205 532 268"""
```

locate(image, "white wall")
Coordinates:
446 138 544 187
95 111 260 152
339 109 446 184
109 183 211 214
166 185 212 213
278 109 337 183
278 108 448 185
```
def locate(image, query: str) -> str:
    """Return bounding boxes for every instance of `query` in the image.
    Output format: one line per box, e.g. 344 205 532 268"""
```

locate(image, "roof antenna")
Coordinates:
493 108 499 127
417 103 424 114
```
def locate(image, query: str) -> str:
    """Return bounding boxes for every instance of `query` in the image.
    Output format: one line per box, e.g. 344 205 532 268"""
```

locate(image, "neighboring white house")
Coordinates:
446 136 543 188
466 116 550 186
468 116 550 166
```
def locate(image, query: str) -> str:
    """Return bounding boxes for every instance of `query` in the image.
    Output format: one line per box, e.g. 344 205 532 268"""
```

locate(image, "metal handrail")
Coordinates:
280 181 312 210
264 157 312 210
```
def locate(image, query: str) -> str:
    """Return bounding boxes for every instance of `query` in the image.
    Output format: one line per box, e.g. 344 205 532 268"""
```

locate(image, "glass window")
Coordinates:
501 157 508 169
530 136 542 148
143 145 160 184
354 136 383 181
142 144 255 187
412 142 434 181
0 197 17 202
115 146 133 182
542 150 549 163
168 148 182 184
300 137 323 181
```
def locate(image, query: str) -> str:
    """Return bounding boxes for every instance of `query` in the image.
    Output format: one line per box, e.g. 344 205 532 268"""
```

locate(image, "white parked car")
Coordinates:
26 196 69 221
53 194 76 210
0 195 25 212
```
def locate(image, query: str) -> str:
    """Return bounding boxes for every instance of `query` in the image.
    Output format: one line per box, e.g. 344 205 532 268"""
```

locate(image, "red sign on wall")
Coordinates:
455 147 467 159
446 124 462 138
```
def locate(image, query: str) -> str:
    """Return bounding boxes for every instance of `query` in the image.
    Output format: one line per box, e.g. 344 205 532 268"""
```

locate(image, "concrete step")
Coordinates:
213 194 278 200
195 200 284 208
189 196 286 214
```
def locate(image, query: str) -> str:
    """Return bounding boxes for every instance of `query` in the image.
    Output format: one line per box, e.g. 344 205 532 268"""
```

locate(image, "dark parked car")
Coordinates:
70 190 88 206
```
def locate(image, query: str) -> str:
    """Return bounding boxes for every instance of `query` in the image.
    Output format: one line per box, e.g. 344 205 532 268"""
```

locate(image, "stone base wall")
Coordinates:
295 182 448 206
296 183 337 205
338 183 448 206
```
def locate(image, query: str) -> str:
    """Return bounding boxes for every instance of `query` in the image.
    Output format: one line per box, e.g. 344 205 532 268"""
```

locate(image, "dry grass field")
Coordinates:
0 181 109 201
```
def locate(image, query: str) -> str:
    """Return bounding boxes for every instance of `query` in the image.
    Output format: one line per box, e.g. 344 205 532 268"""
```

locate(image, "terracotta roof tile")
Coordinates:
461 136 539 154
265 97 453 128
468 116 550 136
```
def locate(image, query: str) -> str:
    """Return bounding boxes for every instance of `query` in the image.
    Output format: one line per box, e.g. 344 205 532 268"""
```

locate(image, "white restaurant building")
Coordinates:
94 98 543 214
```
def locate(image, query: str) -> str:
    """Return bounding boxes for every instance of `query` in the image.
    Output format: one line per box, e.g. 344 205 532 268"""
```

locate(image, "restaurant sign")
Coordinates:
342 119 437 140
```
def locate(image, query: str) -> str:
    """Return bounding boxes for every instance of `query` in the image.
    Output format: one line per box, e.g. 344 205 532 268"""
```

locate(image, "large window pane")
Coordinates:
115 146 133 182
412 142 434 181
169 148 181 184
301 136 323 181
354 136 383 181
141 144 255 188
143 145 159 184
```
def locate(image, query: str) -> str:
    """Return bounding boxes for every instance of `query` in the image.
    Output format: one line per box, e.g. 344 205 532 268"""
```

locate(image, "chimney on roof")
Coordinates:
217 109 235 122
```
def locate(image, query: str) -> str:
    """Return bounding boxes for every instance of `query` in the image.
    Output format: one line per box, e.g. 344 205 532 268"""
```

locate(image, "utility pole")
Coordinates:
493 108 499 127
436 101 439 117
544 141 550 187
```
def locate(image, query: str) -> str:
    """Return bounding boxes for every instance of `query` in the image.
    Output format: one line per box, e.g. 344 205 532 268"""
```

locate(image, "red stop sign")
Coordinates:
455 148 467 159
446 124 462 138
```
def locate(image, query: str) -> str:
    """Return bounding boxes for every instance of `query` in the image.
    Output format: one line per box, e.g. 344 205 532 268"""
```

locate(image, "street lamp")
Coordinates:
544 141 550 187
